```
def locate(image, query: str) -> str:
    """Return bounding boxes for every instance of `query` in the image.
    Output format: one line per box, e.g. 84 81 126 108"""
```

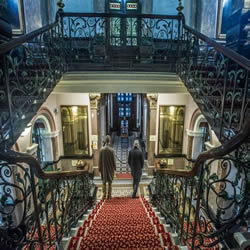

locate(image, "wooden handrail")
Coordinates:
183 24 250 71
0 151 88 179
0 22 58 55
157 119 250 177
61 12 181 20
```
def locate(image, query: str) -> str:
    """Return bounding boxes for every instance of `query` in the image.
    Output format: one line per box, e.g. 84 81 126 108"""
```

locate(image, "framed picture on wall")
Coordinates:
216 0 231 39
6 0 25 35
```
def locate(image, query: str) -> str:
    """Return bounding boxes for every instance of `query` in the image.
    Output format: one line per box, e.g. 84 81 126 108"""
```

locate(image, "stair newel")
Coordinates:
191 164 205 250
180 177 188 245
219 58 229 140
30 167 45 249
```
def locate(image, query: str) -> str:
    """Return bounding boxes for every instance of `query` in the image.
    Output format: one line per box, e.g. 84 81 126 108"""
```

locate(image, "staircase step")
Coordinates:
66 197 185 249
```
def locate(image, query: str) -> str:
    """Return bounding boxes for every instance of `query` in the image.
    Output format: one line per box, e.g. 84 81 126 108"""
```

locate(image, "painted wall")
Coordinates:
63 0 93 13
23 0 43 33
142 0 153 14
156 93 198 156
153 0 178 15
200 0 218 38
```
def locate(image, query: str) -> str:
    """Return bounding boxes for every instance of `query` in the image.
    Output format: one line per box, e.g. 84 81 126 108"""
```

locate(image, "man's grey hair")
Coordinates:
134 140 140 148
106 135 111 144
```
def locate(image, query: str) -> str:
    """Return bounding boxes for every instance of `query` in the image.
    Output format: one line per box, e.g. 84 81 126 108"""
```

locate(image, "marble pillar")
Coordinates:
89 93 101 167
42 130 60 170
146 94 158 168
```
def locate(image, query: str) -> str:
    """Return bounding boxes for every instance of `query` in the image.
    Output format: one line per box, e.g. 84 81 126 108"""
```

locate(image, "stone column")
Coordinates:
89 93 101 169
186 129 204 160
186 133 194 159
146 94 158 174
42 130 60 168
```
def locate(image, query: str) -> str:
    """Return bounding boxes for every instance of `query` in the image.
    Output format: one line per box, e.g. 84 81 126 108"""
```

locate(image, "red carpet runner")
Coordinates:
115 173 132 179
67 197 179 249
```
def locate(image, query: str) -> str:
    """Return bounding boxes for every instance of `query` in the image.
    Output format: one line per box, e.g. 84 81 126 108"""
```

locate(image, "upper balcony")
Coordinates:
61 12 185 72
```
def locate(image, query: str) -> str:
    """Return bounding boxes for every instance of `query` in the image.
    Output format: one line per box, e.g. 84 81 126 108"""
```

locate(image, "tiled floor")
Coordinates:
96 184 150 200
113 136 132 173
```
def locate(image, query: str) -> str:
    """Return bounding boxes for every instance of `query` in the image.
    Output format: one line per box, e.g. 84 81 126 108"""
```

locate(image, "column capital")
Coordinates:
146 94 158 109
41 130 60 139
186 129 204 137
89 93 101 108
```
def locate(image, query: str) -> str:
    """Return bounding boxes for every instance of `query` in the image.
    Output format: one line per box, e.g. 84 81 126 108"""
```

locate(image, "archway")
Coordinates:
32 114 54 165
191 114 210 159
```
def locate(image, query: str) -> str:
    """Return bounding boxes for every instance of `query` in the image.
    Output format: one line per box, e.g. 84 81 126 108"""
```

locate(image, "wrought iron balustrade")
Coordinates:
0 21 65 149
0 150 95 249
177 18 250 142
152 119 250 249
61 12 183 70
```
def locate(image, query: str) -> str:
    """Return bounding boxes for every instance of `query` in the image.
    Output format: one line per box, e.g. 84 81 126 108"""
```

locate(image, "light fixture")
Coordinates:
72 106 78 115
170 106 175 115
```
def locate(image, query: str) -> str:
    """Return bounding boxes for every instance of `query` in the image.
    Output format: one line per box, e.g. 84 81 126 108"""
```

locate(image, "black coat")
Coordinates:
99 145 116 183
128 147 144 179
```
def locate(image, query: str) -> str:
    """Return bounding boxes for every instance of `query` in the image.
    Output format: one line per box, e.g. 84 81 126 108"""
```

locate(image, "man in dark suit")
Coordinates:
99 135 116 199
128 140 144 198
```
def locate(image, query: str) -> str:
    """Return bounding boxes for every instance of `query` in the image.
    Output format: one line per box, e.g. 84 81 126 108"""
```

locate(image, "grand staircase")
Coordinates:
0 3 250 250
66 197 182 250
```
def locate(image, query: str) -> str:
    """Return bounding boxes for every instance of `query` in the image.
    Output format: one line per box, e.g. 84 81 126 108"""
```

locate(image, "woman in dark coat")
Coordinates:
128 140 144 198
99 135 116 199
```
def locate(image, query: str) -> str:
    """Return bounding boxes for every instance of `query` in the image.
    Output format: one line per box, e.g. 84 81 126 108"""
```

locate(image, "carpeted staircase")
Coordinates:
67 197 181 249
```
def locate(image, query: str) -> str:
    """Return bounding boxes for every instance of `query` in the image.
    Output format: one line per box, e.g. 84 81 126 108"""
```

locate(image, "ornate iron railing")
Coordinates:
0 21 65 149
153 120 250 249
151 15 250 249
0 150 95 249
61 12 183 71
178 18 250 142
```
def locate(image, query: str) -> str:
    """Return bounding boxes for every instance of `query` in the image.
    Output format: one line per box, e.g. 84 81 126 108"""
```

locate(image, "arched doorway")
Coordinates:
32 115 54 165
191 114 210 159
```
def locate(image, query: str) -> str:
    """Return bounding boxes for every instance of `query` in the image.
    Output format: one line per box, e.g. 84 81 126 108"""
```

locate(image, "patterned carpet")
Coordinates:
67 197 179 249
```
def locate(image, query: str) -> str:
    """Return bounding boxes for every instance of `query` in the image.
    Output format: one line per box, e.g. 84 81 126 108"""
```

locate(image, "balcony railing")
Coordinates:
0 151 96 249
61 12 184 71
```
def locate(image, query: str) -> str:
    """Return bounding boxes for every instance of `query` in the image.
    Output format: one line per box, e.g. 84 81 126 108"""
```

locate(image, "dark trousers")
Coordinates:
132 177 140 198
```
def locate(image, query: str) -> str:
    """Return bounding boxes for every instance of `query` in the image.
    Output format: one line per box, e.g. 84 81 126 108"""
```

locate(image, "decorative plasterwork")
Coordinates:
146 93 158 109
89 93 101 108
26 143 38 155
